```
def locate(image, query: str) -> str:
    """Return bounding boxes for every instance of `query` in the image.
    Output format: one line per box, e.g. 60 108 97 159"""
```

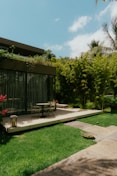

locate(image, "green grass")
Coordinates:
78 113 117 127
0 124 95 176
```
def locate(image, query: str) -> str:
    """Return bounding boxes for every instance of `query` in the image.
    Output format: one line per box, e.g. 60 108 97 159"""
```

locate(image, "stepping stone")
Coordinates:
81 131 95 139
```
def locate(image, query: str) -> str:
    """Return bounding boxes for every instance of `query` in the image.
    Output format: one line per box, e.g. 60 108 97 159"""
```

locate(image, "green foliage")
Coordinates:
73 58 89 107
85 101 95 109
109 52 117 96
53 58 77 103
1 43 117 110
110 97 117 106
0 49 8 57
91 56 111 109
104 95 117 113
0 48 53 66
103 96 113 107
54 53 114 109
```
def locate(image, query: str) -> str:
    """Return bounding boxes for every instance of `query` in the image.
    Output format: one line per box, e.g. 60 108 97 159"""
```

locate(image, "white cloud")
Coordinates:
46 2 117 58
110 1 117 19
66 34 91 57
44 43 63 51
69 16 92 32
97 1 117 20
97 4 110 20
66 28 111 58
66 2 117 58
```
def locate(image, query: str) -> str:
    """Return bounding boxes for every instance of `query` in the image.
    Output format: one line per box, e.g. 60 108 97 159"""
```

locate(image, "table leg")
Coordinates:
41 106 44 117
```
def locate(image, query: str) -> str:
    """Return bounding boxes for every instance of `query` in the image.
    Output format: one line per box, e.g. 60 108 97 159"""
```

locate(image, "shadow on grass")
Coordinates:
0 124 12 144
31 158 117 176
20 169 34 176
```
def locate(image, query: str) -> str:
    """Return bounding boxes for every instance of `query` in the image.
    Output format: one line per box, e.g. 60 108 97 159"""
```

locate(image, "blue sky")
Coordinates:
0 0 117 58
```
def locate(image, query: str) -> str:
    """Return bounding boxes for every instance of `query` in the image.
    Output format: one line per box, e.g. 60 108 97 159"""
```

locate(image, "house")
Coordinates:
0 37 56 115
0 37 44 56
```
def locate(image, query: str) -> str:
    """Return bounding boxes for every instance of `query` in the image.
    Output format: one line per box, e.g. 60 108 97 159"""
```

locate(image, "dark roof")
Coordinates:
0 37 44 56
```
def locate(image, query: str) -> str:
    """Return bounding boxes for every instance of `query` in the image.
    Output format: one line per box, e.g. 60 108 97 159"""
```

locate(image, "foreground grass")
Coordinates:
0 124 95 176
79 113 117 127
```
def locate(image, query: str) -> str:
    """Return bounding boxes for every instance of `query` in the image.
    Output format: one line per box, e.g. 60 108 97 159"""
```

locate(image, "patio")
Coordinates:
3 108 102 133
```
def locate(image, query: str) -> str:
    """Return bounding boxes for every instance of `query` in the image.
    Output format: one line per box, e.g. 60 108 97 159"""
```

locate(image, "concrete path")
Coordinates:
32 121 117 176
65 121 117 142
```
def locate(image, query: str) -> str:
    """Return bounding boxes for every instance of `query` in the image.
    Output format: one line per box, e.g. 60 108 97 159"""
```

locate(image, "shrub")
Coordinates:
85 101 95 109
104 96 115 107
103 95 117 112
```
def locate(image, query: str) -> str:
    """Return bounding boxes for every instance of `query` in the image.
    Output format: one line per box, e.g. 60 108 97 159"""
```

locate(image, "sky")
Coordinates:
0 0 117 58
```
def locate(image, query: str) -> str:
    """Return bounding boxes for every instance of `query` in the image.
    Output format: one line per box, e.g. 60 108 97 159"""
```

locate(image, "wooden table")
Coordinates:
36 103 50 117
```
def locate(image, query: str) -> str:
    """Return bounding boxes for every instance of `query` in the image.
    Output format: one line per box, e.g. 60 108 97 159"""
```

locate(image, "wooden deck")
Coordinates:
3 108 103 134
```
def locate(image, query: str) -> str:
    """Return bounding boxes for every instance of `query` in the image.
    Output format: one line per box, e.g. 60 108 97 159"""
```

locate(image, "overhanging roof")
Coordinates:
0 57 56 76
0 37 44 56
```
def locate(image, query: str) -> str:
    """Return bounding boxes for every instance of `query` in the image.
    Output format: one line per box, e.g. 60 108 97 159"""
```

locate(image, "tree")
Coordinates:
88 40 100 49
103 17 117 50
54 58 76 104
43 50 56 60
91 55 111 109
109 52 117 97
88 40 104 57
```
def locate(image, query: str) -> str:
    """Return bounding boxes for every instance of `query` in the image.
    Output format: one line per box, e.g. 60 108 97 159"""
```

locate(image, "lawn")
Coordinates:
78 112 117 127
0 124 95 176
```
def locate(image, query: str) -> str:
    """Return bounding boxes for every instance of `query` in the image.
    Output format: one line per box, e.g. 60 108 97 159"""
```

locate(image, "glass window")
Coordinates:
27 73 48 109
0 70 25 114
0 70 55 114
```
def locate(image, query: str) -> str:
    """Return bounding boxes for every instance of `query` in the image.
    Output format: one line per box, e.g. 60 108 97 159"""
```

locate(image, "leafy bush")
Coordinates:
103 96 117 112
104 96 117 107
85 101 95 109
110 97 117 106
